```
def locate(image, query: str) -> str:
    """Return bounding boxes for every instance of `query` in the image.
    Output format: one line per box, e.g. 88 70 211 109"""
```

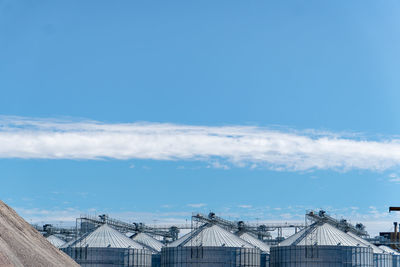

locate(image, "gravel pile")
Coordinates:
0 200 79 267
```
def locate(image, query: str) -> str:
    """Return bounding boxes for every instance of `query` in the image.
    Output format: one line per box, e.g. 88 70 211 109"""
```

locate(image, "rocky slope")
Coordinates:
0 200 79 267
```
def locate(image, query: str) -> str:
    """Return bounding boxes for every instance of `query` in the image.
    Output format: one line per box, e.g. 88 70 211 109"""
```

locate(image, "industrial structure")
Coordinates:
346 231 392 267
306 210 369 238
62 224 153 267
380 246 400 267
236 231 270 267
33 223 76 241
161 223 260 267
304 209 394 266
35 209 400 267
46 235 66 248
347 232 392 267
192 212 304 243
374 207 400 251
270 222 374 267
77 214 184 242
191 213 272 266
130 232 164 267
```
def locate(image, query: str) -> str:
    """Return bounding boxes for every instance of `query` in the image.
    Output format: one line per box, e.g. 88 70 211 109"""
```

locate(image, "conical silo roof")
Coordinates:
279 222 369 247
237 232 270 253
346 232 386 254
69 224 147 249
131 232 163 253
60 235 83 249
46 235 66 248
167 230 192 247
379 245 400 255
168 224 255 248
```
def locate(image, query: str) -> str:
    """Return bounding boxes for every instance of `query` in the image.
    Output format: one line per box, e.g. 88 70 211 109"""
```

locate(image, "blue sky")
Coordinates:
1 0 400 236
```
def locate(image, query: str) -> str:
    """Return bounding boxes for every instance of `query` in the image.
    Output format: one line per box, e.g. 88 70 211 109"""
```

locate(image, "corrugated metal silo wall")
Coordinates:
393 255 400 267
62 247 152 267
260 252 269 267
270 246 374 267
161 246 261 267
374 253 393 267
152 254 161 267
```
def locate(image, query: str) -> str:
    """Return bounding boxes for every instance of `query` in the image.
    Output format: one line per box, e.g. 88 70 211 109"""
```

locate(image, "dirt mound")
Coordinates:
0 200 79 267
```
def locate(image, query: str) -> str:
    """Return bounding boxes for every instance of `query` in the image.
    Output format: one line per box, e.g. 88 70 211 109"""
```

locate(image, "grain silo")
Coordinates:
60 235 82 249
131 232 164 267
161 223 260 267
346 232 392 267
237 231 270 267
270 222 374 267
380 246 400 267
62 224 152 267
46 235 66 248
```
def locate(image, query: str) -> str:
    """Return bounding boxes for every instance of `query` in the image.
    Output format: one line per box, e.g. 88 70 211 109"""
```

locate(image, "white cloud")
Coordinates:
187 203 207 208
388 173 400 183
238 205 252 209
16 207 80 224
279 213 294 219
208 161 230 170
1 116 400 171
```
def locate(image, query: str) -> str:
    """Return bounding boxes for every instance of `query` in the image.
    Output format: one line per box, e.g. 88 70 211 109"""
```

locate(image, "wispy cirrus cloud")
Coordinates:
238 205 252 209
388 173 400 183
1 116 400 172
187 203 207 208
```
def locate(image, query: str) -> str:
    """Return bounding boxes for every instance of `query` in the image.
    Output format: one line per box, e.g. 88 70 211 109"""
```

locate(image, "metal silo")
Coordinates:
380 246 400 267
46 235 66 248
161 223 260 267
237 232 270 267
62 224 152 267
60 235 81 249
346 232 392 267
270 222 374 267
131 232 164 267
